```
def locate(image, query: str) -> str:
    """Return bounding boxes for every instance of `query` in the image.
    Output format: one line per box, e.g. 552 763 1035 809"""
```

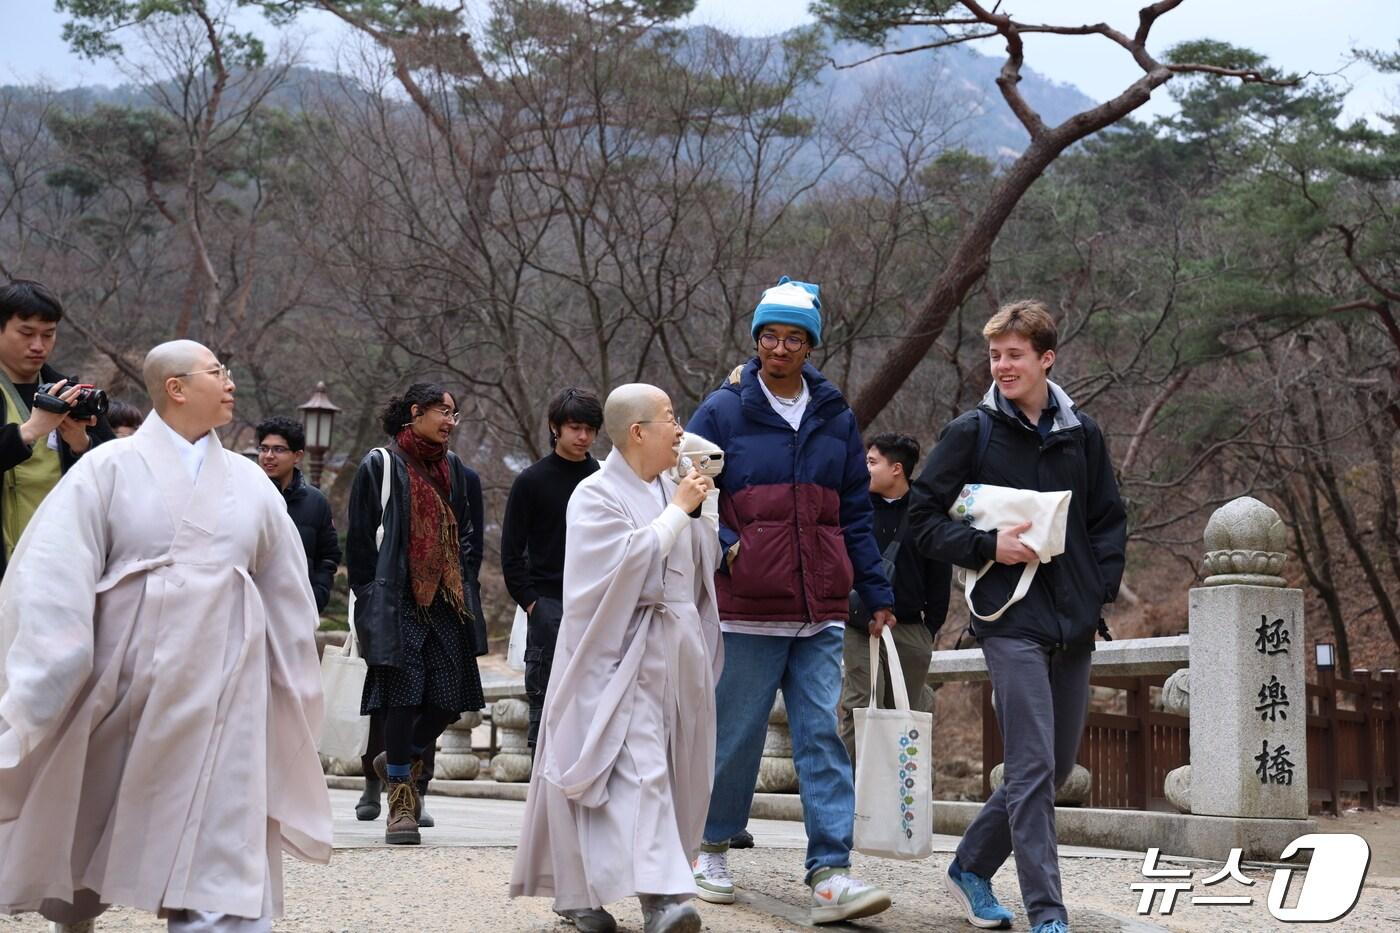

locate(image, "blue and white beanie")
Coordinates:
751 276 822 348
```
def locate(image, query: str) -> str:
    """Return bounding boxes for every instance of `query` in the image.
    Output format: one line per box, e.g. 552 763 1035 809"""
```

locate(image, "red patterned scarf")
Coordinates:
393 428 465 612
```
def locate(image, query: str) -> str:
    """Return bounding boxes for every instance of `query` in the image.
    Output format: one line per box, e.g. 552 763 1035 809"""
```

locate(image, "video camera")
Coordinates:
34 378 109 421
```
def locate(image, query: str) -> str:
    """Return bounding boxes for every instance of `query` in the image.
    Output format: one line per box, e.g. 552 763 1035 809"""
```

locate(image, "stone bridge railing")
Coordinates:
932 496 1310 837
328 495 1312 853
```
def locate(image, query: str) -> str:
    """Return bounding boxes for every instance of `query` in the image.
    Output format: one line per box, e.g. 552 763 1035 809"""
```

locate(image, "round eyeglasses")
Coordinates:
758 333 807 352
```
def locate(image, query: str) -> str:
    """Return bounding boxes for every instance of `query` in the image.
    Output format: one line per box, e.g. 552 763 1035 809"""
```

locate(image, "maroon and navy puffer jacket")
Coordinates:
686 359 894 625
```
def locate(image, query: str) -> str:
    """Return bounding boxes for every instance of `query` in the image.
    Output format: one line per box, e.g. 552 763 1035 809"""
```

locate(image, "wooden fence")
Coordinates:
1307 669 1400 814
979 669 1400 815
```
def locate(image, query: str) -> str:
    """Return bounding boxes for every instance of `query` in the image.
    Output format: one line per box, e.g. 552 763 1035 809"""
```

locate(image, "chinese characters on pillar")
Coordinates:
1253 739 1295 785
1255 675 1289 722
1254 616 1290 655
1252 615 1293 786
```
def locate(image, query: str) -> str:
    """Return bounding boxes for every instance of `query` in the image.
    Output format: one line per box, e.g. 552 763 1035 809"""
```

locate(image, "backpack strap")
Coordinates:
727 364 745 385
973 408 992 478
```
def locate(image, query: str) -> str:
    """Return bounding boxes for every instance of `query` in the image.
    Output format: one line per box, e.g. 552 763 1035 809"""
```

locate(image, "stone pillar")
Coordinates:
1161 669 1193 813
434 710 483 780
1188 497 1307 819
321 754 363 777
755 693 798 793
989 762 1092 806
490 698 533 782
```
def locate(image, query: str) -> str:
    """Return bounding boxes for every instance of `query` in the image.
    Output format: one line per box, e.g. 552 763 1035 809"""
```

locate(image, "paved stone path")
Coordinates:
4 790 1397 931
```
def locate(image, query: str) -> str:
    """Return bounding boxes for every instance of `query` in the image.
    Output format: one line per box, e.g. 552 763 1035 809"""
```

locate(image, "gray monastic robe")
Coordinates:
0 412 332 922
510 449 722 909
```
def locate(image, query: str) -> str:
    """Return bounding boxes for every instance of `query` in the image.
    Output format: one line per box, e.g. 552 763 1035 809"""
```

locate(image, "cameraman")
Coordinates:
0 279 114 576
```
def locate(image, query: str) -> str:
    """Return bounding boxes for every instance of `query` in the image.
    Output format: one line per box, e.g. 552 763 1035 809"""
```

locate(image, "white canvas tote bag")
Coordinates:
506 604 528 672
853 627 935 860
317 615 370 761
948 483 1072 623
316 447 390 761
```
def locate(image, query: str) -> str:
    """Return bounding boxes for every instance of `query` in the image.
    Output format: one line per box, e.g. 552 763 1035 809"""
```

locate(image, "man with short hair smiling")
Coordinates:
256 415 341 613
0 279 114 578
0 339 331 932
909 300 1127 933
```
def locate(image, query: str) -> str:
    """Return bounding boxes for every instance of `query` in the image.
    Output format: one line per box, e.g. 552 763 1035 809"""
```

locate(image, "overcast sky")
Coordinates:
3 0 1396 123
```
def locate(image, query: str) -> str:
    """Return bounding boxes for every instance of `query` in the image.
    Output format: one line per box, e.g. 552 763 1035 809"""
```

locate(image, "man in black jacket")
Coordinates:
909 300 1126 933
256 416 342 611
0 279 114 578
839 432 950 766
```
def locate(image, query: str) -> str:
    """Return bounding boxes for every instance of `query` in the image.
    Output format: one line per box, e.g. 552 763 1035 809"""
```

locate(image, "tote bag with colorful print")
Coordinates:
853 627 934 860
948 483 1072 623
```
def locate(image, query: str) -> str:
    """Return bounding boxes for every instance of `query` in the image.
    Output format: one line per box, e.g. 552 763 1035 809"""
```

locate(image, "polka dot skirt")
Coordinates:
361 586 484 715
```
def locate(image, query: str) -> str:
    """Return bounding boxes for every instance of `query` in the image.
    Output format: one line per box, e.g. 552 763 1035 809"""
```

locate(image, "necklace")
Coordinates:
765 377 806 406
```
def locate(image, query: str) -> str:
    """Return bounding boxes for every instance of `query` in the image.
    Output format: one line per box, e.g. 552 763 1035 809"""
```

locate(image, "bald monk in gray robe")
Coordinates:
510 384 722 933
0 340 331 932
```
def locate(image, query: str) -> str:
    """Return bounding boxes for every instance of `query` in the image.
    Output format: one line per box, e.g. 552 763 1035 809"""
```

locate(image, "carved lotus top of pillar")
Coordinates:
1201 496 1288 587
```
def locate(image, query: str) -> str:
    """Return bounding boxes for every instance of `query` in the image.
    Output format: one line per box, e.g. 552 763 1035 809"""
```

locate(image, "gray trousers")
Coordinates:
955 637 1092 928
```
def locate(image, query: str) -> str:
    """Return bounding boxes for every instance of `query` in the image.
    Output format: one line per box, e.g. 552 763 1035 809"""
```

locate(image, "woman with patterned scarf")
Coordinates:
347 382 485 845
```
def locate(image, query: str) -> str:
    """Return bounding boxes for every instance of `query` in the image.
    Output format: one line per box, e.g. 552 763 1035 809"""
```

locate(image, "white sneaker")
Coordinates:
692 848 736 904
809 870 892 924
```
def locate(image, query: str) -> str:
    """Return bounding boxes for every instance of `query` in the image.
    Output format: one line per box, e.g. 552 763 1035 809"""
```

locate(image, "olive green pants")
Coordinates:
838 620 934 768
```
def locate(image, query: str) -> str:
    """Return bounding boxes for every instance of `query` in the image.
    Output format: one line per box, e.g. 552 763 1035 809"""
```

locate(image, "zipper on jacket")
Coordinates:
791 432 813 624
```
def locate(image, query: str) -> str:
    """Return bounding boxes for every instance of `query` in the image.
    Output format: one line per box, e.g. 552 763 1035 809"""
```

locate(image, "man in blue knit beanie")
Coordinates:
687 276 896 925
750 276 824 346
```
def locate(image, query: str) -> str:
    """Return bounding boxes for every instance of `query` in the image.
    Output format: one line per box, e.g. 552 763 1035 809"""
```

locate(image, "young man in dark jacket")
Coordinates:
838 433 950 766
256 416 342 612
908 300 1127 933
687 276 896 926
0 279 114 578
500 387 602 749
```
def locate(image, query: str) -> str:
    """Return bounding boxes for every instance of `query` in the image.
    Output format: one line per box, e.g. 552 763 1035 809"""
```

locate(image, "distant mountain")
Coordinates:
813 26 1100 160
3 25 1098 168
1 65 366 115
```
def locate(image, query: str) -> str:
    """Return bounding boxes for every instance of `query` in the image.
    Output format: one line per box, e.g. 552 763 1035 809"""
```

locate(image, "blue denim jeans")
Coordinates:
703 627 853 881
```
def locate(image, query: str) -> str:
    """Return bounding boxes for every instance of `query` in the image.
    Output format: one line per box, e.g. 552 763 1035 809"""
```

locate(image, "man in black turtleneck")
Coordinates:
501 387 603 749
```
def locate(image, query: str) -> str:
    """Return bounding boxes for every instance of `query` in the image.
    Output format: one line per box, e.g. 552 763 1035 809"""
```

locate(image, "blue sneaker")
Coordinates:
1032 921 1070 933
942 858 1014 929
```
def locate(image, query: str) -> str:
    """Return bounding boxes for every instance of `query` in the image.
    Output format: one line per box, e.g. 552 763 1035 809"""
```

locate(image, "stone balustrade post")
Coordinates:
435 710 483 780
490 698 533 782
756 693 798 793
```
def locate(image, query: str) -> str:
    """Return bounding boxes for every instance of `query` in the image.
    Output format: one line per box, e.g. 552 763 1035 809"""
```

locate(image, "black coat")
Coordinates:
850 493 951 635
908 386 1127 647
0 361 116 580
346 445 478 667
280 468 342 611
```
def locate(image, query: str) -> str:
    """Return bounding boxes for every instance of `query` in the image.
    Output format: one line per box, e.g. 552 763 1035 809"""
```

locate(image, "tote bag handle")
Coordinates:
867 626 912 712
963 560 1039 623
345 447 392 658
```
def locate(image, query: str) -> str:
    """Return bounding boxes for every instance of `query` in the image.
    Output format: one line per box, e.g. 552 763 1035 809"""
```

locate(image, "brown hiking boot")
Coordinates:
372 751 421 845
409 758 430 825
